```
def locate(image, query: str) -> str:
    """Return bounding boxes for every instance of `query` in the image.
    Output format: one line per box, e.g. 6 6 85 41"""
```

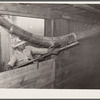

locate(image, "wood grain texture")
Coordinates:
42 83 54 89
0 59 55 88
55 32 100 89
55 66 93 89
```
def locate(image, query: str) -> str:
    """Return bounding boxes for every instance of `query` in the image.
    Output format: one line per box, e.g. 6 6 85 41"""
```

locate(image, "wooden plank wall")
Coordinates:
53 19 69 36
55 20 100 89
45 17 100 89
0 59 55 88
45 19 69 37
44 19 53 37
56 32 100 89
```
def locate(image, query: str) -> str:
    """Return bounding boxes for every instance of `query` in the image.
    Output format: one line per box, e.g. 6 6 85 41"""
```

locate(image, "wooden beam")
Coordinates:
0 33 2 72
51 8 100 24
0 3 99 23
50 9 89 22
44 19 52 36
0 3 51 19
71 4 100 15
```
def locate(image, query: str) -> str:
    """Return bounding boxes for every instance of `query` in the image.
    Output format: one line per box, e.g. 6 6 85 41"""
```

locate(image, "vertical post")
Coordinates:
51 19 54 37
51 19 56 89
0 32 3 72
44 19 52 37
51 19 55 59
44 19 54 37
44 18 56 88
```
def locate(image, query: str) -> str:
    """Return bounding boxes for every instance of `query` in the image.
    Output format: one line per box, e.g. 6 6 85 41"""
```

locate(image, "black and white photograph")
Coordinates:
0 2 100 98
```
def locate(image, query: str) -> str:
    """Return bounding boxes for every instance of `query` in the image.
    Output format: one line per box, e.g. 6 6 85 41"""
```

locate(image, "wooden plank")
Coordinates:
0 68 39 85
55 60 92 83
55 33 100 85
0 30 2 72
39 59 55 69
44 19 52 37
51 9 100 24
20 75 54 88
53 19 69 36
55 67 69 83
0 68 53 87
42 83 54 89
9 71 54 88
0 63 37 80
0 61 54 85
55 66 93 89
0 59 55 88
55 33 100 89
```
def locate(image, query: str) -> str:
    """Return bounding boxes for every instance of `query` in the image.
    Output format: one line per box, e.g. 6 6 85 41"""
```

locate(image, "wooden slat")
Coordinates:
0 59 55 88
9 72 54 88
0 62 54 85
21 76 54 88
0 63 37 80
55 67 69 83
42 83 54 89
0 71 53 88
55 59 93 83
55 66 93 89
0 30 2 72
53 19 69 36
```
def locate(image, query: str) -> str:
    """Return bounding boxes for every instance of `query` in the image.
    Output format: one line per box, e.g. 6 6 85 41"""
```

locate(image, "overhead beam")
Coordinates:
71 4 100 15
0 3 100 24
51 9 100 24
0 3 51 19
0 3 98 20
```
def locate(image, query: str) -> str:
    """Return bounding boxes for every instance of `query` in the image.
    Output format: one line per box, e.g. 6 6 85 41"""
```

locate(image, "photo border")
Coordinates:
0 0 100 99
